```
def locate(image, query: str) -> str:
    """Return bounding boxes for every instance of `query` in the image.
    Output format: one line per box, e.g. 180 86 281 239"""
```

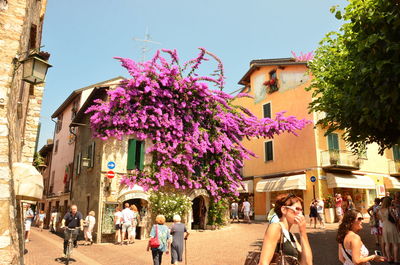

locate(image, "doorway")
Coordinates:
192 196 207 230
122 198 146 239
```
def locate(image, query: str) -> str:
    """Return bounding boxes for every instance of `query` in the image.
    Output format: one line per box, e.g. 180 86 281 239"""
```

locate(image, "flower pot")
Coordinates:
324 208 335 223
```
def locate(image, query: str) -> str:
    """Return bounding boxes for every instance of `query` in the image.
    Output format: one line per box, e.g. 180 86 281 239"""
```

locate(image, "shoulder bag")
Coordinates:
149 225 160 248
244 223 300 265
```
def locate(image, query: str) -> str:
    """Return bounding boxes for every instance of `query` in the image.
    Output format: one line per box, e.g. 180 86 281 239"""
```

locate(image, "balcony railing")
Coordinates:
388 160 400 176
321 150 361 171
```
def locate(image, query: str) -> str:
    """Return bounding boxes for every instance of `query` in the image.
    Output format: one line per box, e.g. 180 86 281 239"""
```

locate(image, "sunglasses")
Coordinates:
283 193 296 203
357 217 364 221
285 205 303 213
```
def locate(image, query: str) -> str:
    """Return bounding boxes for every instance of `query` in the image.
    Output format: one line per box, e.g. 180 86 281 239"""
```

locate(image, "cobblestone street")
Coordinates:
24 221 393 265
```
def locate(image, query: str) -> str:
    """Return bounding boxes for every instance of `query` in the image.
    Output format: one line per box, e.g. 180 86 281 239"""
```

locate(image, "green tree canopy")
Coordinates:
308 0 400 154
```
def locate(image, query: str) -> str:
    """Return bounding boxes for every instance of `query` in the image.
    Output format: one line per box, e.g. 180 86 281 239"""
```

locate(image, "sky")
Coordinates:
38 0 347 149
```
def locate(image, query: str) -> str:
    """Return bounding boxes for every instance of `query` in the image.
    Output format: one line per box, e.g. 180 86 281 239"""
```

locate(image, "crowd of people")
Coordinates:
230 198 253 223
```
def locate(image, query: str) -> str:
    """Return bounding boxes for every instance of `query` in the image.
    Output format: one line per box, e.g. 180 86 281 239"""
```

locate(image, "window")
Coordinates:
76 152 81 175
87 142 95 168
49 171 55 194
394 145 400 161
54 140 59 153
264 141 273 162
56 114 63 133
327 133 339 150
268 70 278 92
71 100 79 120
263 103 271 118
127 139 145 170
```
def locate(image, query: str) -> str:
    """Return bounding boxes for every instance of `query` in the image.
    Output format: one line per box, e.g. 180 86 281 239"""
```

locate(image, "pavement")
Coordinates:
24 221 394 265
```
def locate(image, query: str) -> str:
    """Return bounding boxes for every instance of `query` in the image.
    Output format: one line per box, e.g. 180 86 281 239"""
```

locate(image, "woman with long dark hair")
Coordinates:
337 210 386 264
259 194 313 265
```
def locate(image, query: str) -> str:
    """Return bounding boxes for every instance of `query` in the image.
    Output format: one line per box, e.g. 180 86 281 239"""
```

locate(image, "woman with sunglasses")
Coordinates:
337 210 386 265
259 194 312 265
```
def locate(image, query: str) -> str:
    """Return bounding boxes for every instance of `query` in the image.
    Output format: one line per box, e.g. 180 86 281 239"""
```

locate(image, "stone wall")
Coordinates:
0 0 48 264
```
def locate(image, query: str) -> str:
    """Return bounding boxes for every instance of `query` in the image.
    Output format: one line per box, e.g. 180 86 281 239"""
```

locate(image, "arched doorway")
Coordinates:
122 198 148 240
192 196 207 230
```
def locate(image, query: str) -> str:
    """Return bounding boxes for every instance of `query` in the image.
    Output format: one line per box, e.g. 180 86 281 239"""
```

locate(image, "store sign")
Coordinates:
376 185 385 197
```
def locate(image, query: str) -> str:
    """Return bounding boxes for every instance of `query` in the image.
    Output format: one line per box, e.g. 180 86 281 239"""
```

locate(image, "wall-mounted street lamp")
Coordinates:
20 52 52 85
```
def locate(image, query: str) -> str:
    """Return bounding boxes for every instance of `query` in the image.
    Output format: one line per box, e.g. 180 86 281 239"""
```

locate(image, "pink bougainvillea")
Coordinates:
86 48 310 199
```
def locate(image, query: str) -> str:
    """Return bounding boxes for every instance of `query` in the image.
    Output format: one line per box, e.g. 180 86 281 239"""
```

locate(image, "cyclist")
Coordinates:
60 205 83 257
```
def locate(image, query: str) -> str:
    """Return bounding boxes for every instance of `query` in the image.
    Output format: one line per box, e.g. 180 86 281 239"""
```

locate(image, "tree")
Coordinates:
307 0 400 154
86 48 309 199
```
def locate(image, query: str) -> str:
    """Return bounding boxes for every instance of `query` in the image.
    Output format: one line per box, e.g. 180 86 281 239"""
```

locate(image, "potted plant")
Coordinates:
263 78 279 93
329 150 339 165
323 195 335 223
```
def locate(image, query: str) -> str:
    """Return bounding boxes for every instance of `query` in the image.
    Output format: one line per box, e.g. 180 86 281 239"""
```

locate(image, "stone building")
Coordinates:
43 77 123 225
69 86 210 243
0 0 50 264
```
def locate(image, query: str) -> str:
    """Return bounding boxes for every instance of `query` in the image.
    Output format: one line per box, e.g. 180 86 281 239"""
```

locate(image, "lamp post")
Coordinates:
20 52 52 85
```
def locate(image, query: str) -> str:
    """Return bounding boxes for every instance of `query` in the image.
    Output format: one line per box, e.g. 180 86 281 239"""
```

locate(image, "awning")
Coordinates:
118 185 149 202
13 163 44 201
256 174 306 192
384 176 400 190
326 173 375 189
237 180 254 193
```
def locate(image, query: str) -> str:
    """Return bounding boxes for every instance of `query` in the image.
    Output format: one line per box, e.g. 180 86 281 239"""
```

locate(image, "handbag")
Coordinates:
270 224 300 265
149 225 160 248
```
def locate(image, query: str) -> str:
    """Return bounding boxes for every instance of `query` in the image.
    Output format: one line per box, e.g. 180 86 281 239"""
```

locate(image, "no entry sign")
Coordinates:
107 171 115 179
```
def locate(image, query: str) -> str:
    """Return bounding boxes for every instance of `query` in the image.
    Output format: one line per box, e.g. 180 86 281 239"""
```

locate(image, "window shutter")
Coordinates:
127 139 137 170
263 103 271 118
394 145 400 161
88 142 95 168
328 133 339 150
265 141 273 161
76 152 81 175
139 141 145 170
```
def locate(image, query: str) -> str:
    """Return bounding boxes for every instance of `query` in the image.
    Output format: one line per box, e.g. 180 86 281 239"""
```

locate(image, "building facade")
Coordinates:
0 1 49 264
70 86 210 243
235 58 399 221
42 77 124 229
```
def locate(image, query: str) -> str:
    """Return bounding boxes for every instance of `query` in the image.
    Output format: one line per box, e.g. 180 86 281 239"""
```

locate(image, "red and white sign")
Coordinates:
107 170 115 179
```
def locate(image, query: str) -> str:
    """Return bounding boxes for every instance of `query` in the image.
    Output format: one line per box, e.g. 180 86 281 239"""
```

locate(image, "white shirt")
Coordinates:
317 200 324 213
114 211 123 225
231 203 238 211
85 216 96 227
121 208 134 223
243 201 251 212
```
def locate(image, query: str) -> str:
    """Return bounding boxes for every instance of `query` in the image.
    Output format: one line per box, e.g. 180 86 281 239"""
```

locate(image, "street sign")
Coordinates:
107 171 115 179
310 176 316 183
107 161 116 169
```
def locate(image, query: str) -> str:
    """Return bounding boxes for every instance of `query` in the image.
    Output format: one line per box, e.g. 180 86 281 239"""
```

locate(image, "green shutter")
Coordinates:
265 141 273 161
328 133 339 150
394 145 400 161
127 139 137 170
263 103 271 118
139 141 145 170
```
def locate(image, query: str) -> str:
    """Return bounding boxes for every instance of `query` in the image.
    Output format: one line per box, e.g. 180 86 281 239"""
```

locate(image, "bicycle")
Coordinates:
64 227 79 265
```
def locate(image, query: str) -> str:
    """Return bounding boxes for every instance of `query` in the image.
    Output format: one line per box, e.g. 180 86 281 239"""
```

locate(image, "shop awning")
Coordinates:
237 180 254 193
384 176 400 190
13 163 44 201
256 174 306 192
326 173 375 189
118 185 149 202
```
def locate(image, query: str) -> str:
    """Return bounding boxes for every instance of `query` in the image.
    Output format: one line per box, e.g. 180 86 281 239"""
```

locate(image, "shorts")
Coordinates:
336 207 343 216
244 211 250 218
122 222 132 233
25 220 32 231
317 213 324 222
231 210 238 218
115 224 122 230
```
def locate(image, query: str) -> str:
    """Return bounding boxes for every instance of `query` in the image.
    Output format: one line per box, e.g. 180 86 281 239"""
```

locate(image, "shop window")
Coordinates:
264 141 273 162
127 139 145 170
262 103 271 118
327 133 339 150
393 145 400 161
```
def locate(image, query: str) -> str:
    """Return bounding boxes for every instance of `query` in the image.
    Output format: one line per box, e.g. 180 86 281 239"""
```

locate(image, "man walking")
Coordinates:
23 203 34 243
60 205 83 257
121 202 134 244
241 199 251 224
230 200 239 223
